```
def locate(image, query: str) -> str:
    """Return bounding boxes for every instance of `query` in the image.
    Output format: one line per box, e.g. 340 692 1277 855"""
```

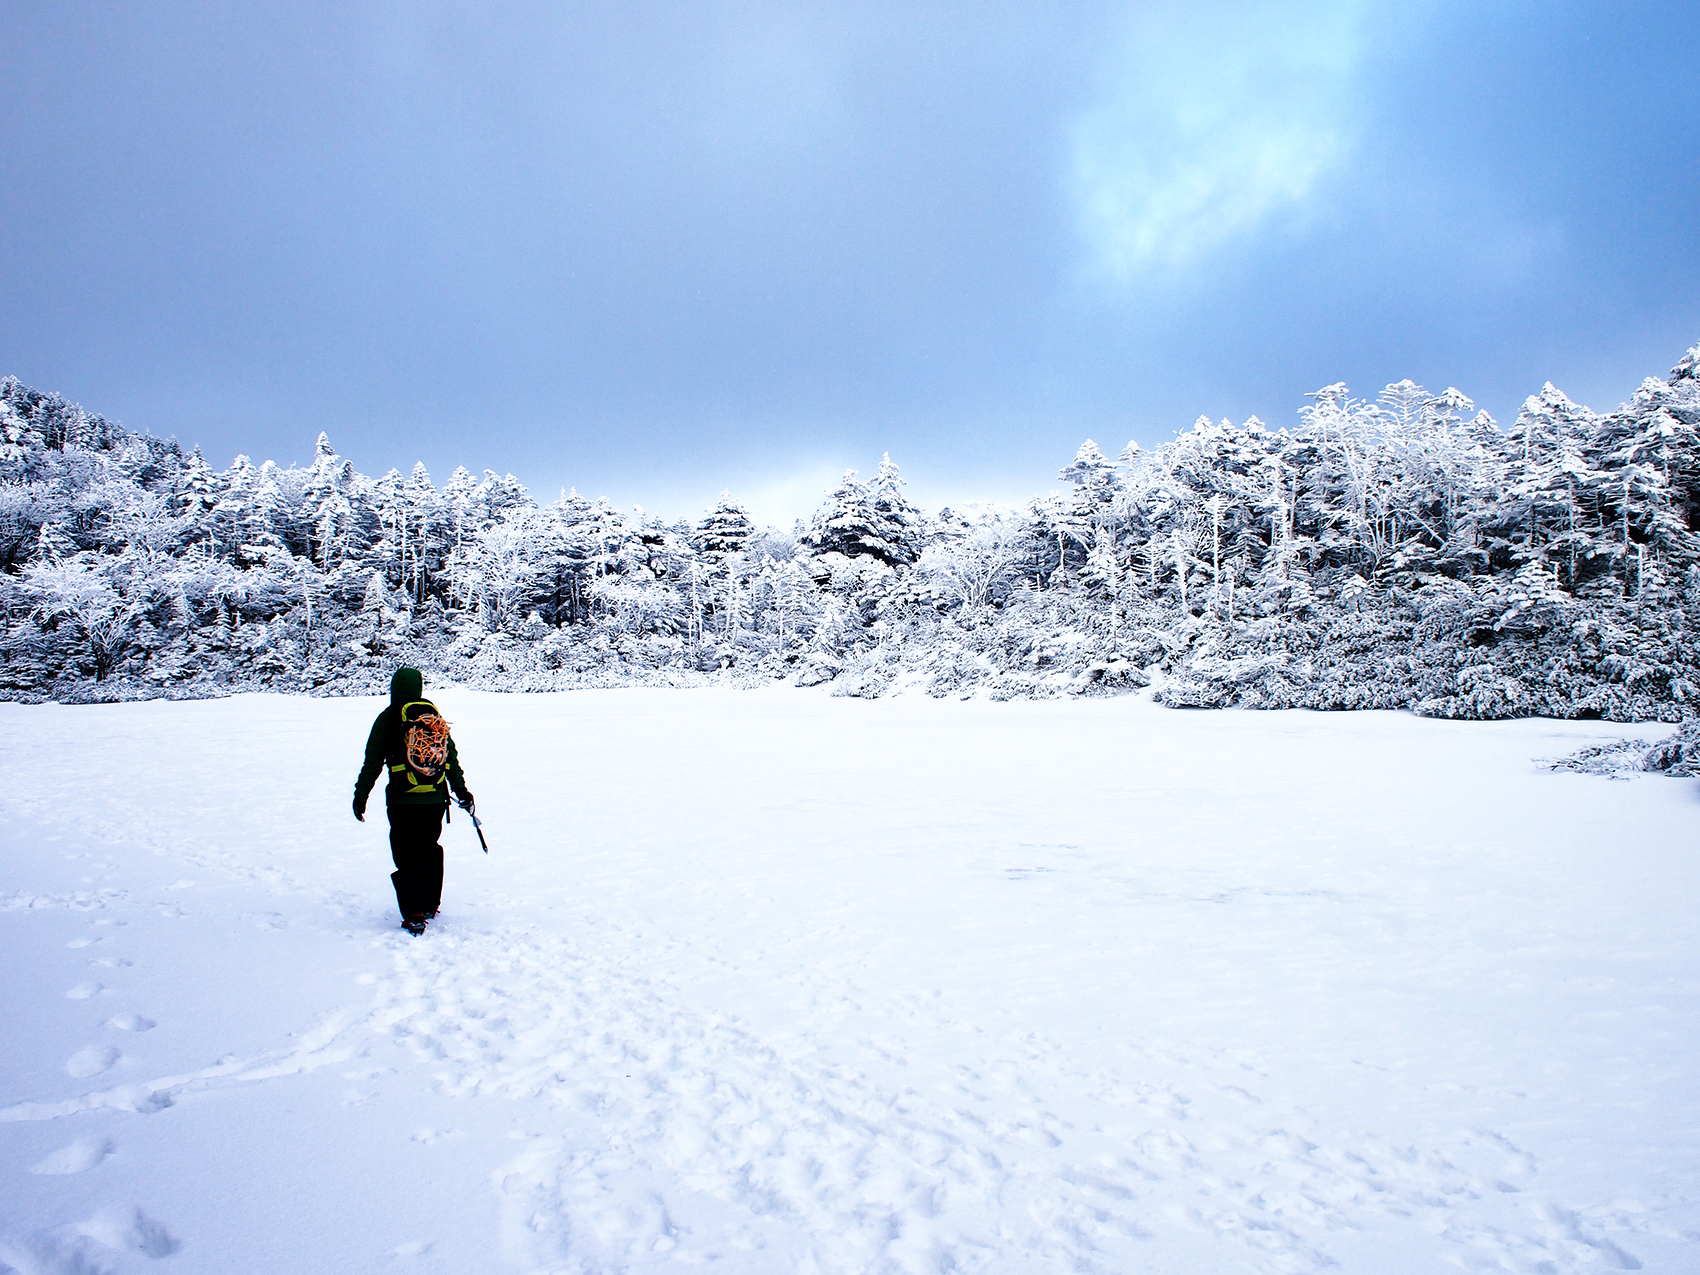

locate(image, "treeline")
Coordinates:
3 343 1699 718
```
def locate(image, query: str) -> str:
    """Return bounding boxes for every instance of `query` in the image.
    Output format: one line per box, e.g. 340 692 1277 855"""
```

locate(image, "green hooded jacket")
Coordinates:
354 667 470 809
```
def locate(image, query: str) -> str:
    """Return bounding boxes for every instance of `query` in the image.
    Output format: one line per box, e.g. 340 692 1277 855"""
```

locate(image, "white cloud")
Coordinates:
1071 1 1373 278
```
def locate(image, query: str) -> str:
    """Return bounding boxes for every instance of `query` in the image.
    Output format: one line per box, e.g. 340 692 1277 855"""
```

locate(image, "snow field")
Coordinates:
1 687 1698 1273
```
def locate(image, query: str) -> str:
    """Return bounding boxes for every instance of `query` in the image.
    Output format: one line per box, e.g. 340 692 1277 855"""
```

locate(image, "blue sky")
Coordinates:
3 1 1696 525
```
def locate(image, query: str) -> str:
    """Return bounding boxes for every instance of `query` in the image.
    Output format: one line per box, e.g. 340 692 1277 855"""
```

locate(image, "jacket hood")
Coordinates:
389 666 424 710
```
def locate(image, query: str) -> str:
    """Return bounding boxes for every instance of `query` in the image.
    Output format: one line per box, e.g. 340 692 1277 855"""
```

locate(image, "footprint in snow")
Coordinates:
31 1138 114 1175
77 1207 180 1259
393 1240 433 1257
66 1045 121 1078
66 937 96 949
107 1013 155 1032
64 982 103 1000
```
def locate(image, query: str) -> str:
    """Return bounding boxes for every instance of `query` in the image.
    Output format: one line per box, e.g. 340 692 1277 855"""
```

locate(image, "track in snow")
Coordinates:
1 688 1696 1273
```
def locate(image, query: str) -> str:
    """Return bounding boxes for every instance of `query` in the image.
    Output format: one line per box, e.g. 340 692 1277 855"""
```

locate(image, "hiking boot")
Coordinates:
402 914 428 936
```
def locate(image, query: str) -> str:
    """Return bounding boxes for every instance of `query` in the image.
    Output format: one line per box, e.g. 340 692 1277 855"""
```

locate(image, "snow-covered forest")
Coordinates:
6 342 1700 718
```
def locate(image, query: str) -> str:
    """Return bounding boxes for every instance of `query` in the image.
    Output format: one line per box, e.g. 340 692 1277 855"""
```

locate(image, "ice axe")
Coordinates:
465 803 488 853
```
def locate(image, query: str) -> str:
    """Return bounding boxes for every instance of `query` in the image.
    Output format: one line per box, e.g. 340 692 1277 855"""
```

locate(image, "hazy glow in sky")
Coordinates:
3 2 1695 525
1073 1 1368 275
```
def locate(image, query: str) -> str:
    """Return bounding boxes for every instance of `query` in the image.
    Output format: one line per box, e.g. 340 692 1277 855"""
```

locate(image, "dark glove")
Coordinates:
457 791 475 812
353 797 366 822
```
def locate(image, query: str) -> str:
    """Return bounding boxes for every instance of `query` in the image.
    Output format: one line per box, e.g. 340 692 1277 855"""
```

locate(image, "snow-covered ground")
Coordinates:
2 687 1697 1274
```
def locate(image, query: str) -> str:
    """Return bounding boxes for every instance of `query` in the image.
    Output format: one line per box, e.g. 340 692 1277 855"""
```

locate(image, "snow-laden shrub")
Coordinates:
831 648 897 699
1643 719 1700 774
793 654 842 687
1542 738 1649 778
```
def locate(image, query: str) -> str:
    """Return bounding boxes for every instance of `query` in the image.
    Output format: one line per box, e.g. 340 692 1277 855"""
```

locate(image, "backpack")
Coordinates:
398 701 452 783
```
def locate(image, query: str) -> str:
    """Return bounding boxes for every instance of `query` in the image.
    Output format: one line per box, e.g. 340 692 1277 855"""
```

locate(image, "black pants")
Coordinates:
388 803 446 920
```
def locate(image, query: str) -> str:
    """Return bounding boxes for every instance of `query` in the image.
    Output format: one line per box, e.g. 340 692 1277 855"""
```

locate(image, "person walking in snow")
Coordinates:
353 667 474 935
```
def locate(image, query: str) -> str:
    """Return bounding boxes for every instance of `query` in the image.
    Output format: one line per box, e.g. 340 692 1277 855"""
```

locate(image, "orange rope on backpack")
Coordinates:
406 712 452 773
